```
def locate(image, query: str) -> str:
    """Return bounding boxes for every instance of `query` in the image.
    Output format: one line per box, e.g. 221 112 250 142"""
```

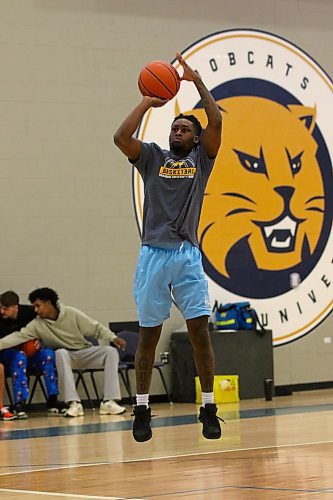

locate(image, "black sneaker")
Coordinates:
47 395 58 410
132 405 152 442
198 403 223 439
14 402 28 420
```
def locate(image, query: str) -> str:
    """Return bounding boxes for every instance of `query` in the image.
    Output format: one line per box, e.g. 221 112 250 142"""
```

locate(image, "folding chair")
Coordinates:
26 370 48 409
73 336 134 408
5 371 48 410
74 368 100 409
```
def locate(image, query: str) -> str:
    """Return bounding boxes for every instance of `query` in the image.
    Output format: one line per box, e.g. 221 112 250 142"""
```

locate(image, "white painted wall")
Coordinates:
0 0 332 400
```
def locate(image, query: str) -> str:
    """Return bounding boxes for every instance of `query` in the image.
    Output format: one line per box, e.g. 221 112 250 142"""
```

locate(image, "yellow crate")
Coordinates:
195 375 239 404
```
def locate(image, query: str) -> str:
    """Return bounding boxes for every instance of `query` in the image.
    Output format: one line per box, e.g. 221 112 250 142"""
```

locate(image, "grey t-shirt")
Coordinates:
134 142 215 247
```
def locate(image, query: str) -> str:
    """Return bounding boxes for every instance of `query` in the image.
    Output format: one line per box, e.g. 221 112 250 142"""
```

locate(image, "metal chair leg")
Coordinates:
75 371 95 410
38 376 48 401
90 372 100 403
5 377 13 406
27 376 38 409
119 369 133 404
27 375 48 410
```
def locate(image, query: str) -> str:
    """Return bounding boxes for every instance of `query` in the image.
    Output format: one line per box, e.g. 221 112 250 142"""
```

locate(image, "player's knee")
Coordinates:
55 348 70 362
15 351 27 366
104 345 119 362
41 348 55 363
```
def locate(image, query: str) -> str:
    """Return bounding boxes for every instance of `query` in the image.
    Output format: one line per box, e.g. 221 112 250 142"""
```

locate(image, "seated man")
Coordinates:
0 290 59 418
0 362 16 420
0 287 127 418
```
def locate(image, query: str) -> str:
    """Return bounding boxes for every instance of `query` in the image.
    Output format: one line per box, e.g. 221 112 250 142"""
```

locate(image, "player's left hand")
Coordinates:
113 337 126 351
34 339 41 350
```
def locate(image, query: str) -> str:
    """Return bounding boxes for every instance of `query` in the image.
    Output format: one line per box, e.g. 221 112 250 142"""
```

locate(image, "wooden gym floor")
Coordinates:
0 389 333 499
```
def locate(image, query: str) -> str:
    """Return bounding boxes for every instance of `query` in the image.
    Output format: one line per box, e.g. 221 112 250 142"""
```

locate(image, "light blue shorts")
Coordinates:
134 242 211 327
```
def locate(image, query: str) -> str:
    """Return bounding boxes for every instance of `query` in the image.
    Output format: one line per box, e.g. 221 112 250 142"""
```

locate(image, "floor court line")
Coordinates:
144 485 333 497
1 402 333 441
0 461 110 476
145 486 333 498
122 438 333 463
224 486 333 495
0 489 128 499
1 438 333 478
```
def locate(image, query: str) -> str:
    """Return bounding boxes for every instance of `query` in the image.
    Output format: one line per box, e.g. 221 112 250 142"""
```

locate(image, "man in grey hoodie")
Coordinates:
0 287 126 417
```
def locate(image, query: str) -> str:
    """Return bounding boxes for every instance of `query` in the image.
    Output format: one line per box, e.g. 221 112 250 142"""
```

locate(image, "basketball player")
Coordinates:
114 52 222 442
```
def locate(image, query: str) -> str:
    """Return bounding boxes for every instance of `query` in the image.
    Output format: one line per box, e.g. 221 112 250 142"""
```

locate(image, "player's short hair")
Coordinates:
172 113 202 136
28 287 59 307
0 290 19 307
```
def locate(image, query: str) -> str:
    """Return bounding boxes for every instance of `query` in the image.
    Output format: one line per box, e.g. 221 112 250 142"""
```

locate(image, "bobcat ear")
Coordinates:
288 105 316 133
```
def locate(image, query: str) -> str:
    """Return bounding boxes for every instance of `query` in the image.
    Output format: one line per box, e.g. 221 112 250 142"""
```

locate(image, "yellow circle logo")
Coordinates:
133 30 333 345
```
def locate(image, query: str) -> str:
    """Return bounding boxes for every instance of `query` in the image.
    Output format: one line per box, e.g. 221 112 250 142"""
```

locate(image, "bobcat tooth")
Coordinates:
263 216 297 239
273 216 297 234
264 227 274 238
272 236 292 248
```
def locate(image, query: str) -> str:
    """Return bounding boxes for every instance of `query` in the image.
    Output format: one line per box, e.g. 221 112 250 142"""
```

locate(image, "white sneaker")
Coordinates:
48 407 67 417
64 401 84 418
16 411 28 420
48 407 60 417
100 400 126 415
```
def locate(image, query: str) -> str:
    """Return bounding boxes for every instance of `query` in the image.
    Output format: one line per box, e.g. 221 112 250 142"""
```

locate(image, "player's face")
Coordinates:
169 118 199 154
32 299 55 319
0 304 18 319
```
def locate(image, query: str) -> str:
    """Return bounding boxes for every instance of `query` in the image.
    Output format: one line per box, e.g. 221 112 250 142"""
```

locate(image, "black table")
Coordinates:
169 329 273 401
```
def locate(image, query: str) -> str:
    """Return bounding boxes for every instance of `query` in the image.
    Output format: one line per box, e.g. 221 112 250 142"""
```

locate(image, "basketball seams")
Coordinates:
144 66 174 98
139 75 168 99
138 60 180 99
154 62 180 91
171 67 180 88
138 76 155 97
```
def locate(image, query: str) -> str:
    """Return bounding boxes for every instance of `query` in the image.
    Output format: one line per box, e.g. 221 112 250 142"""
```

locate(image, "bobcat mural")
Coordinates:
190 96 325 281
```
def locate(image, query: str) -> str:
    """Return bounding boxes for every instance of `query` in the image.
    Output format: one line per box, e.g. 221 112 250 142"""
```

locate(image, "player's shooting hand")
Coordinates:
176 52 201 82
142 95 168 108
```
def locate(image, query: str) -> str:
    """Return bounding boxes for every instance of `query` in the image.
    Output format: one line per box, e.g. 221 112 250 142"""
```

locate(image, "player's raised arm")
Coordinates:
114 96 167 162
176 52 222 158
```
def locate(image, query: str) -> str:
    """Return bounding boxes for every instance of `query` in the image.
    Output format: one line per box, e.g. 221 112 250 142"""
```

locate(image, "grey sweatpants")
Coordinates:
55 345 121 403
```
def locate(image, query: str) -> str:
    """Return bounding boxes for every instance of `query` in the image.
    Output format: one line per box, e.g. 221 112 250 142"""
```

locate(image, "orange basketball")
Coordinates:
21 340 38 358
138 61 180 100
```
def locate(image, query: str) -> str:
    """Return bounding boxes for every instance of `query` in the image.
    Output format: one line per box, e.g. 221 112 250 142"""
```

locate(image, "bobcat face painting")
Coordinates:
195 96 324 277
